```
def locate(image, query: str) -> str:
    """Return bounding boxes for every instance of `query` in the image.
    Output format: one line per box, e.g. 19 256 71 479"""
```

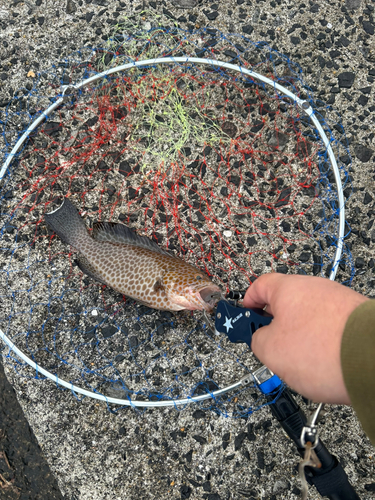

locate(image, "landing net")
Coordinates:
0 21 353 415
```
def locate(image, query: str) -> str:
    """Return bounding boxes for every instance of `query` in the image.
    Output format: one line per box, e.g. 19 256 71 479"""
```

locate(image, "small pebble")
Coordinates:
66 0 77 15
223 230 232 238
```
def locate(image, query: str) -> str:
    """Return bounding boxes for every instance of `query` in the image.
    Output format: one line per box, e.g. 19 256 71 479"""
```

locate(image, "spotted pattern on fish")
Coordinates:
44 198 222 312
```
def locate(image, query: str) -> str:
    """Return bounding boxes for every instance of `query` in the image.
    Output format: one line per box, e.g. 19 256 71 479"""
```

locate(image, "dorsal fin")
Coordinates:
91 222 172 256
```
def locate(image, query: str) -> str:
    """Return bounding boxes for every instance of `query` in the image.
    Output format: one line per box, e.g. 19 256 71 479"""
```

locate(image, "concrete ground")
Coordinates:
0 0 375 499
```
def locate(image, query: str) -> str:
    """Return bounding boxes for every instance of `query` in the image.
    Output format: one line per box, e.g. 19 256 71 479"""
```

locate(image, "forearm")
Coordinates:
341 300 375 446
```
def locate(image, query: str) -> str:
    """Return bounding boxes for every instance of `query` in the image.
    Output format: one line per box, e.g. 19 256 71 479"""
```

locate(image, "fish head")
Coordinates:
162 267 222 312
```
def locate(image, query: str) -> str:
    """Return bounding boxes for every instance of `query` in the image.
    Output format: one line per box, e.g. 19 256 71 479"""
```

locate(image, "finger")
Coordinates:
250 324 276 368
242 273 280 312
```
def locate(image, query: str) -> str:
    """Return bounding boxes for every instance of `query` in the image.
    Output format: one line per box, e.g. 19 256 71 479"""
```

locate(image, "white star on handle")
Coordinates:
223 316 233 333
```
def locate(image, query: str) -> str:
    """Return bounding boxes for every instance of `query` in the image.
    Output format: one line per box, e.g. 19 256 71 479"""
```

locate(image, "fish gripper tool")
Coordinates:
214 299 273 349
213 299 282 394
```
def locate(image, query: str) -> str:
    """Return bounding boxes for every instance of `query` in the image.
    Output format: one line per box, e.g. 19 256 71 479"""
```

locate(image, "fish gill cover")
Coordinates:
0 15 354 415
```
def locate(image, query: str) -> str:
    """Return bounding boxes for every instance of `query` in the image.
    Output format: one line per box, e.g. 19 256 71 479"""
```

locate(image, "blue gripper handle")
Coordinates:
214 300 273 349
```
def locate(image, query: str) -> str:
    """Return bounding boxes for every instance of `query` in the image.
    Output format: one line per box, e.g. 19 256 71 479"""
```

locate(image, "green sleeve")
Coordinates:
341 300 375 446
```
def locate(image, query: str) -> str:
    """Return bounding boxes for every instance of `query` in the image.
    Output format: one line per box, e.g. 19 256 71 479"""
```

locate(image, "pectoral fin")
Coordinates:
153 278 165 292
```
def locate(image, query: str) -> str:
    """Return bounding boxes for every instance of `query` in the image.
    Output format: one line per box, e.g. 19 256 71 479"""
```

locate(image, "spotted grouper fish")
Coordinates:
44 198 222 312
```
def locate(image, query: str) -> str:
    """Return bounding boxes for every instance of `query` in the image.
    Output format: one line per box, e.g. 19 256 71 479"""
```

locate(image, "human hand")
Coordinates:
242 273 369 404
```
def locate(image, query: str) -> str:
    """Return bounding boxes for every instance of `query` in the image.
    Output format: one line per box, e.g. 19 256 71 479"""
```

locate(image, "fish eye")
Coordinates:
195 274 203 281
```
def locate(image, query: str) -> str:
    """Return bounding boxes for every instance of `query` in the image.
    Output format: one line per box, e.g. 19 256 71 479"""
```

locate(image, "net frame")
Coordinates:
0 55 345 409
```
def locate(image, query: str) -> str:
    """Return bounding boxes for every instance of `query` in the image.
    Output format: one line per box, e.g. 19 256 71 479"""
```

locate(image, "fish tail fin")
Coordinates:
44 198 89 250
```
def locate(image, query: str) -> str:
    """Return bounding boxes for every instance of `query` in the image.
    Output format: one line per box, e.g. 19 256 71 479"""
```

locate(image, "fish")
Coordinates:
44 198 222 312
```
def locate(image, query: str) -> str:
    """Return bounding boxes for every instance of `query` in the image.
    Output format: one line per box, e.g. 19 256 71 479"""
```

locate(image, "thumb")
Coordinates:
242 274 279 313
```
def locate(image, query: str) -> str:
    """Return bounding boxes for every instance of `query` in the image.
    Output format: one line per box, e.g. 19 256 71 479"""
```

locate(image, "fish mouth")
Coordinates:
199 286 222 311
